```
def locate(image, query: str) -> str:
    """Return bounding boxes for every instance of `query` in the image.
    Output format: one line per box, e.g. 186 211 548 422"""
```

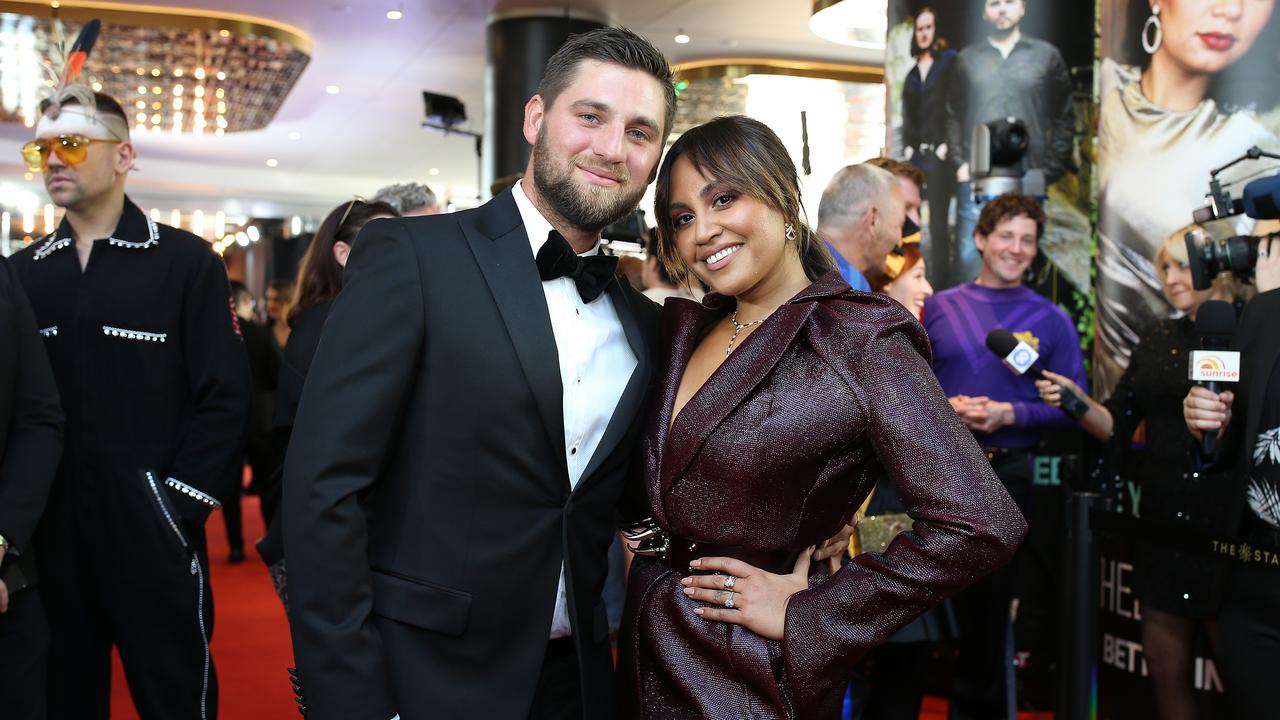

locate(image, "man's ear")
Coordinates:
522 95 546 146
974 231 987 255
115 142 136 176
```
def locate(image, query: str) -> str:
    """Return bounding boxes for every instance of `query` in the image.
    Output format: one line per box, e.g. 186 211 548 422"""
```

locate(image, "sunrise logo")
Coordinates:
1190 351 1241 382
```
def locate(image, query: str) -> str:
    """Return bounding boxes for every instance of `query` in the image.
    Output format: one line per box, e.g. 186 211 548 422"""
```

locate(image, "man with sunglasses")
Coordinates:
10 90 250 719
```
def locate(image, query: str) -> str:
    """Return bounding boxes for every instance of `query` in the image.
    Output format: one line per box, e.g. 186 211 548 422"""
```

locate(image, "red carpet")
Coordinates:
110 494 296 719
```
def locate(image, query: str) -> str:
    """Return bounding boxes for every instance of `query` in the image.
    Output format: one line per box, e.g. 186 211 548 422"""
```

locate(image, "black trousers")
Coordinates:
220 464 244 554
949 452 1032 720
37 469 217 720
0 585 50 720
1216 525 1280 718
527 637 582 720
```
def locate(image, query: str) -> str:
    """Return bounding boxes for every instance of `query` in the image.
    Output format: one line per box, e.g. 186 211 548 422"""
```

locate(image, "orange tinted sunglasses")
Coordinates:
21 134 121 172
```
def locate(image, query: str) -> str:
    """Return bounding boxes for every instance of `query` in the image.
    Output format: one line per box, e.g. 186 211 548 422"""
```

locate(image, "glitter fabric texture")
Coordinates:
618 271 1028 719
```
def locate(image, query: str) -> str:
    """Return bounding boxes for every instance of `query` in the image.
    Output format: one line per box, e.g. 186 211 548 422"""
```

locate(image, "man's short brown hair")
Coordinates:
975 192 1046 240
537 27 677 143
865 157 925 193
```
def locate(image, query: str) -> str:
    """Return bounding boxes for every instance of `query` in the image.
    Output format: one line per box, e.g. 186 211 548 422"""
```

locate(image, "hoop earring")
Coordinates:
1142 5 1162 55
784 223 797 242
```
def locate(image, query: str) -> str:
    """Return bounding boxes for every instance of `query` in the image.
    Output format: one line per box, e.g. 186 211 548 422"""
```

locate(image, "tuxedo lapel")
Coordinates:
459 193 566 461
576 280 651 489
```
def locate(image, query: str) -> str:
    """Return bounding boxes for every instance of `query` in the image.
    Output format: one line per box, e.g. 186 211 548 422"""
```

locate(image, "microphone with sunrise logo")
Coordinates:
985 328 1090 420
1189 300 1240 456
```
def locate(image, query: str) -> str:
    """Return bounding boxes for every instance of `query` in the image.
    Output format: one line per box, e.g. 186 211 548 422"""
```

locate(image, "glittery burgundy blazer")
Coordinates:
619 271 1028 719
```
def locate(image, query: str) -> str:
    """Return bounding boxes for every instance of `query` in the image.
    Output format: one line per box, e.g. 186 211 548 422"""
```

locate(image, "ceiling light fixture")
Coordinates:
428 167 440 176
266 158 279 168
325 85 340 95
0 10 312 135
386 10 404 21
809 0 887 49
288 131 302 140
674 29 690 44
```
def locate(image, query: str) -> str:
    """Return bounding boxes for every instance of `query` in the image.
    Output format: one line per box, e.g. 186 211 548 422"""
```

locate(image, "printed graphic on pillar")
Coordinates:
1094 0 1280 397
884 0 1095 295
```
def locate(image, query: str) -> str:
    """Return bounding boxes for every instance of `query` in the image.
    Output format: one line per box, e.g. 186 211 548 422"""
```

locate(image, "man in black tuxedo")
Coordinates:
0 254 63 720
283 27 674 720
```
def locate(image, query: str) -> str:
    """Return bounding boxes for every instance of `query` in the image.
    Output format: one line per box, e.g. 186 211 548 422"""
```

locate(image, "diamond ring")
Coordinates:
724 594 736 609
723 576 736 591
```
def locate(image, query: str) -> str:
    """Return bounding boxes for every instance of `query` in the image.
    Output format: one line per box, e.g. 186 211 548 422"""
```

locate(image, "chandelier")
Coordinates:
0 1 311 135
809 0 887 50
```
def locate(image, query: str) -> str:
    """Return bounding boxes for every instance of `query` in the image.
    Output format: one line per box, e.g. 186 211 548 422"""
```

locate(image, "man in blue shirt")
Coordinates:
817 163 905 291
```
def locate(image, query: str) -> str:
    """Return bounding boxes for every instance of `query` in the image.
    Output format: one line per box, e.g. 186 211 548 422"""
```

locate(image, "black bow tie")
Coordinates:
535 230 617 303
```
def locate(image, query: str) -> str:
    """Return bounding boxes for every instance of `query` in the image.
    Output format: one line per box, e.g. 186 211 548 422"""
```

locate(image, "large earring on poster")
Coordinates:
1142 4 1162 55
784 222 797 242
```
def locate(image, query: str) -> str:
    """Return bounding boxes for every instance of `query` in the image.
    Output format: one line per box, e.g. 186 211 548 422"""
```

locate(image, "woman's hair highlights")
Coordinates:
653 115 834 285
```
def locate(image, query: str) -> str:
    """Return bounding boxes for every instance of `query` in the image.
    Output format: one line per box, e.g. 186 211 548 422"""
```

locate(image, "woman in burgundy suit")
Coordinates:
618 115 1028 719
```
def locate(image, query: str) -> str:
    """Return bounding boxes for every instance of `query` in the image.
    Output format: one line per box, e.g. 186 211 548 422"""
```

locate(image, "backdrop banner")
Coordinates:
884 0 1095 296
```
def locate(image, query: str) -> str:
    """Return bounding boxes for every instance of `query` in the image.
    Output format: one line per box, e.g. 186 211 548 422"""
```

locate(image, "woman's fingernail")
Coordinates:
690 559 701 567
683 587 695 596
681 577 692 585
694 608 705 616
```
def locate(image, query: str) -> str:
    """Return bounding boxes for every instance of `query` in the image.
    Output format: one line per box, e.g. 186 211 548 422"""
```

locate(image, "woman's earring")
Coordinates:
1142 4 1162 55
784 223 797 242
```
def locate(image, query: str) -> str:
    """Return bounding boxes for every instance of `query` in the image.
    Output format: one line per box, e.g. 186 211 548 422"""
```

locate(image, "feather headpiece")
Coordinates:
40 18 103 124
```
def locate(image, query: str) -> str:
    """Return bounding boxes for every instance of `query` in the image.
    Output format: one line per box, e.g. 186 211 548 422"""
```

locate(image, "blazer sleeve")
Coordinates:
782 299 1027 711
164 247 252 524
0 258 63 551
282 218 424 720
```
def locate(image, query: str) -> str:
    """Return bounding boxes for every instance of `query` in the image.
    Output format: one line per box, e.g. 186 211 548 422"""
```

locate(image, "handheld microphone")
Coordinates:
1190 300 1240 456
1242 174 1280 220
985 328 1090 421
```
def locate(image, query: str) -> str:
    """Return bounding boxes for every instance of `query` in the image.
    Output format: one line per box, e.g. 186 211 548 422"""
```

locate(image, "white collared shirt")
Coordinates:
511 181 637 639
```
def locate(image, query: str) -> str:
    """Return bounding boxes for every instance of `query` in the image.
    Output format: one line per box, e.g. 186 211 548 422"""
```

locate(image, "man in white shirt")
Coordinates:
282 27 673 720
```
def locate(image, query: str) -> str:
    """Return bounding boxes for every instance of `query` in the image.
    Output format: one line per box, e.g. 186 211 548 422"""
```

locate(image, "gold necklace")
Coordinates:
726 309 764 357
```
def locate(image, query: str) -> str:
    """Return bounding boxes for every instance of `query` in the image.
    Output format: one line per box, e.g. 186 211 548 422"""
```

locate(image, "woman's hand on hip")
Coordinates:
681 547 814 641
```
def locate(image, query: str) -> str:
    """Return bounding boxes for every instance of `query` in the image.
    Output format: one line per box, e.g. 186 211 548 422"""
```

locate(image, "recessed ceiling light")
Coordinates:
266 158 279 167
386 9 403 20
288 131 302 141
325 85 340 95
23 172 34 181
674 29 691 44
428 167 440 176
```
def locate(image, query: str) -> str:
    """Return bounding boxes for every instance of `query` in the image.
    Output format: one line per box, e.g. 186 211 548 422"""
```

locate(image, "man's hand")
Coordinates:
961 400 1015 434
683 549 813 641
949 394 990 417
1257 235 1280 294
813 521 856 574
1184 386 1234 442
956 162 971 183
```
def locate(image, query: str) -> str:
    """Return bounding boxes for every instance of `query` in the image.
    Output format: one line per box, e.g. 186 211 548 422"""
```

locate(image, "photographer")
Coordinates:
1182 234 1280 717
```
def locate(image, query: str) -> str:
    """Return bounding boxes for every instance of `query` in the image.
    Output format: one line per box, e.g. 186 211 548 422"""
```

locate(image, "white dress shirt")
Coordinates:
512 181 637 638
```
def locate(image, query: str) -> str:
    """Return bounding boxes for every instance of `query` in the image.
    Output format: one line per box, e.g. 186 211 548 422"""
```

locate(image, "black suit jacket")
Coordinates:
0 255 63 585
283 189 660 720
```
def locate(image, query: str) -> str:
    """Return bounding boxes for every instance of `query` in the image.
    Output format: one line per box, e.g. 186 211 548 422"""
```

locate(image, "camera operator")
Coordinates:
1182 233 1280 717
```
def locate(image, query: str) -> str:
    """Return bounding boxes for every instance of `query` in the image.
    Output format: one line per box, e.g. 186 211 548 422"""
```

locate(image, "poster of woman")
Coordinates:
1096 0 1280 397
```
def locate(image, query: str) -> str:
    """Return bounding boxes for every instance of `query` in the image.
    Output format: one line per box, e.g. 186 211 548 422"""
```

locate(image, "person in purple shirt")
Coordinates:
922 192 1086 720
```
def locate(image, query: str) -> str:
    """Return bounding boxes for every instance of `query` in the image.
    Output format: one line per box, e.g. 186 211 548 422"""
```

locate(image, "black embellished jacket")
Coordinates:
10 196 250 542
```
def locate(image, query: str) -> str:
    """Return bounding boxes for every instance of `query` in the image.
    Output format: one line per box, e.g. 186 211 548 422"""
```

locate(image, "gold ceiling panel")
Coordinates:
0 0 311 134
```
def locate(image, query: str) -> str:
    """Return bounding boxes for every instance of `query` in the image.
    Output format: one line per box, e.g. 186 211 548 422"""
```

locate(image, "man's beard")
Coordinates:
532 127 645 234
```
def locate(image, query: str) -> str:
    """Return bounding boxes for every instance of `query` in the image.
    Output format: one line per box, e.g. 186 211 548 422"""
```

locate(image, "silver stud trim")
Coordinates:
33 236 71 260
102 325 167 343
38 325 58 338
165 477 221 509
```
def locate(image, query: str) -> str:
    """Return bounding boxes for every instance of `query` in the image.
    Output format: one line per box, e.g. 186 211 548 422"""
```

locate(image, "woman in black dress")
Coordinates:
1037 227 1250 720
900 6 957 281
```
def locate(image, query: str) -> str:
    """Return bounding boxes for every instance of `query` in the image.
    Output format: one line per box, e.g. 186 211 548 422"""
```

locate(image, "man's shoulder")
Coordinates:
1018 34 1065 57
